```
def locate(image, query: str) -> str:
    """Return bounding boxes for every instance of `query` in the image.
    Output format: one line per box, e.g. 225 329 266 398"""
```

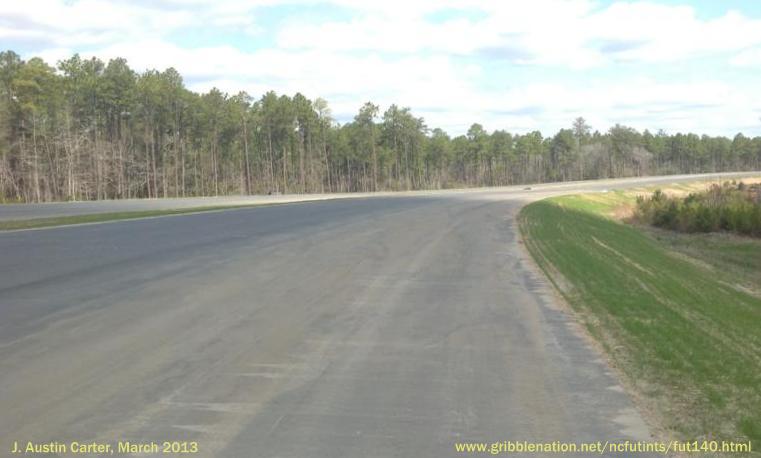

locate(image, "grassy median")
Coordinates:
0 204 267 231
519 193 761 451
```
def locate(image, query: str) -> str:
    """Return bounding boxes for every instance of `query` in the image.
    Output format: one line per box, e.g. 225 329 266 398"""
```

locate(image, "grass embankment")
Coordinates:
0 204 266 231
519 191 761 451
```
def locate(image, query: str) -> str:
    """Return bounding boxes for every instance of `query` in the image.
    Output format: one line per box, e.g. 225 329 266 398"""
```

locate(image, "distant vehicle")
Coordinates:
523 187 532 191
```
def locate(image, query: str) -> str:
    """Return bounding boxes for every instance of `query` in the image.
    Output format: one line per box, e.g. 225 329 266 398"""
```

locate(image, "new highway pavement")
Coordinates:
0 173 756 457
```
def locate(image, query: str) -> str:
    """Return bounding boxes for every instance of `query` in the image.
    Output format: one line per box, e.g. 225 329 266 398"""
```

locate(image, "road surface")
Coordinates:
1 171 756 222
0 173 756 457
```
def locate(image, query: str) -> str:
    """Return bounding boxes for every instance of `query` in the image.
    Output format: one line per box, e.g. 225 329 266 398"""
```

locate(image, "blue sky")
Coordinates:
2 0 761 136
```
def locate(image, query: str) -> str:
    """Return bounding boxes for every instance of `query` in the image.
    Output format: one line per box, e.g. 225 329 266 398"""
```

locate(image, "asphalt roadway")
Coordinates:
1 173 758 457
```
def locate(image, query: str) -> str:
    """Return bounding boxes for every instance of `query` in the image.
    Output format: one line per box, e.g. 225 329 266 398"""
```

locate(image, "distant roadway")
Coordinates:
0 172 757 457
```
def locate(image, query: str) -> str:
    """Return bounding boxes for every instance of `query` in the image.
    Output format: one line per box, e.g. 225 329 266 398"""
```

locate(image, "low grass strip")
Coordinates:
0 204 270 231
519 195 761 452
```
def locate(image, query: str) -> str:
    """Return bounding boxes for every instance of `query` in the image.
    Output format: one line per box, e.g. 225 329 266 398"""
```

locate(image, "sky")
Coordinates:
2 0 761 137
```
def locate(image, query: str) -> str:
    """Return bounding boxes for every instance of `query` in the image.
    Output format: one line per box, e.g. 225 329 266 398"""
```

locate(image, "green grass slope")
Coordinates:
519 197 761 450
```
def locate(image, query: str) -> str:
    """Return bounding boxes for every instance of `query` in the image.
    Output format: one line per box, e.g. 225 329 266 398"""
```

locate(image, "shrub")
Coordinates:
635 182 761 237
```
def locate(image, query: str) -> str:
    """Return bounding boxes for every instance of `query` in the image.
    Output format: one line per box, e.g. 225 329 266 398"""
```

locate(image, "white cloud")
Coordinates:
585 5 761 63
14 0 761 67
730 47 761 67
3 0 761 136
276 0 761 67
0 0 250 47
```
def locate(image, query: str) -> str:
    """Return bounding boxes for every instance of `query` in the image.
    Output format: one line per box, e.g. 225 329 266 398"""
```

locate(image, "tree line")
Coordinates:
1 50 760 202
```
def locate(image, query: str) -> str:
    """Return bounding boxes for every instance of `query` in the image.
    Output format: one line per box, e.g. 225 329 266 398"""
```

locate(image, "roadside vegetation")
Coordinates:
2 49 761 203
0 204 267 231
635 182 761 236
519 184 761 453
